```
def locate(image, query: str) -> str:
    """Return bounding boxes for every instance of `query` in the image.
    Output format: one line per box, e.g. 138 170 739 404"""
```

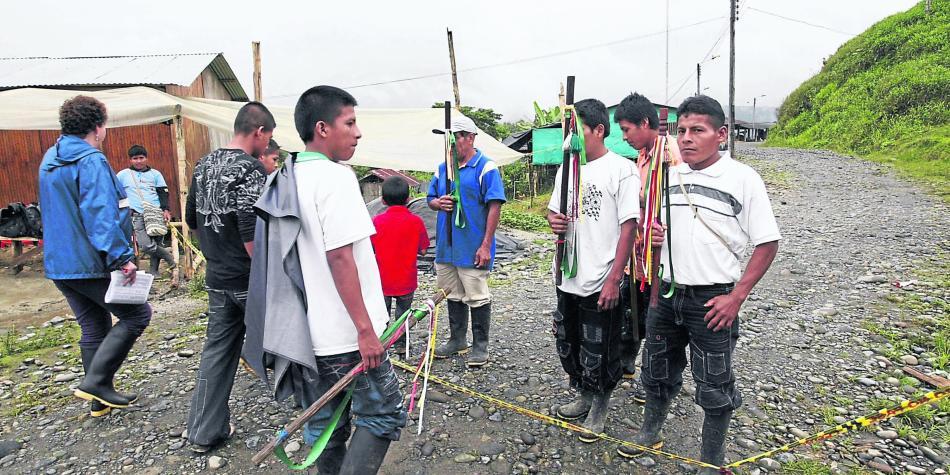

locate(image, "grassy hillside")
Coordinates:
767 1 949 198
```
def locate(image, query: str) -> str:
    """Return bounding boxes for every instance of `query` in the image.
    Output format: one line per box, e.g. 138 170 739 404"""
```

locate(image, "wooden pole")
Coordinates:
172 112 193 278
729 0 737 155
446 29 461 109
696 63 701 96
170 222 180 287
252 41 262 102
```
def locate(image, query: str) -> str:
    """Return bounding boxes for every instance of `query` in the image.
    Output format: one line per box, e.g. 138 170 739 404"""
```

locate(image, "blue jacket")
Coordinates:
39 135 134 280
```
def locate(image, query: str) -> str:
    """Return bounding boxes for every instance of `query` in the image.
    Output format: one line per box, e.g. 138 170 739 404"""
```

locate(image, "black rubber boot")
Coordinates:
150 246 176 276
339 427 392 475
79 347 113 417
467 303 491 367
556 390 593 421
698 409 732 474
621 338 642 379
74 323 139 408
617 398 671 458
434 300 470 358
316 443 346 475
578 389 612 443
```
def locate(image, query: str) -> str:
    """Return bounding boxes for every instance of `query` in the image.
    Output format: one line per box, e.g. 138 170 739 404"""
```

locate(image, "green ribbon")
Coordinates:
448 134 466 230
560 112 586 279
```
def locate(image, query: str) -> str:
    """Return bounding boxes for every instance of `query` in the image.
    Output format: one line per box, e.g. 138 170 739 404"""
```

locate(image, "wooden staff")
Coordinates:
649 108 669 308
443 101 453 247
250 290 447 465
554 76 575 286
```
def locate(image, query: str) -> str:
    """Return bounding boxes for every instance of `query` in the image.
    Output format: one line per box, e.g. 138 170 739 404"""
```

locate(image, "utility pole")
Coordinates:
696 63 701 95
252 41 262 102
446 29 461 109
926 0 932 15
729 0 737 154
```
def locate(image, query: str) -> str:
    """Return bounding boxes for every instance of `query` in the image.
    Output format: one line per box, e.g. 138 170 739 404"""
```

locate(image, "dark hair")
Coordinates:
234 101 276 135
294 85 358 143
381 176 410 206
127 144 148 158
59 95 107 136
573 99 610 137
614 92 658 130
264 138 280 155
677 95 726 129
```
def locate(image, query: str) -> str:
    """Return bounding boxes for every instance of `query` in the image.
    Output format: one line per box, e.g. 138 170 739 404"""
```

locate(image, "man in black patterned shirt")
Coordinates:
184 102 274 453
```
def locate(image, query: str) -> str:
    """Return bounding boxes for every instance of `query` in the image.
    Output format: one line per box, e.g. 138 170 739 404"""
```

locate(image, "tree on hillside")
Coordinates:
432 102 505 139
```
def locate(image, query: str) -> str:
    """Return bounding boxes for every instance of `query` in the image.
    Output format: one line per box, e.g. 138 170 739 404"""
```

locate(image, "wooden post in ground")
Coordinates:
170 223 181 287
172 111 193 278
446 29 461 109
728 0 737 155
252 41 262 102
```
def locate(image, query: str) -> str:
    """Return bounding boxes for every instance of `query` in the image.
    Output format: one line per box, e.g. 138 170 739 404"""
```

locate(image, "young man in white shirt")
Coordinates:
291 85 406 475
618 95 780 473
547 99 639 440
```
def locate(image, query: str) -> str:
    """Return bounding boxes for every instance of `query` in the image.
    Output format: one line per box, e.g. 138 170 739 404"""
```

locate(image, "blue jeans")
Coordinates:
640 282 742 414
186 288 247 446
300 351 407 448
53 278 152 350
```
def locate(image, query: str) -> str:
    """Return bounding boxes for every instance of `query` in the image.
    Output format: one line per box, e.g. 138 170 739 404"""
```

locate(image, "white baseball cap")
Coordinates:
449 115 478 134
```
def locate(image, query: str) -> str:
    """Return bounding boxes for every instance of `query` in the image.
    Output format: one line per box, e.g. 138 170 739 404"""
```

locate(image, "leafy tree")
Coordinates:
432 102 505 139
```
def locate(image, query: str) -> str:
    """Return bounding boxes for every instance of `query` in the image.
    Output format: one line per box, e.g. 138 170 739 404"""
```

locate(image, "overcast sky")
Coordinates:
6 0 918 121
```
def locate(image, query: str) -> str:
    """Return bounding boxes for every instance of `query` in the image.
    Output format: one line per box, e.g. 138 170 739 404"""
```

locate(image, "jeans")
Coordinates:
553 288 623 394
384 293 415 321
300 351 407 448
53 278 152 350
640 282 742 414
132 213 164 255
186 288 247 446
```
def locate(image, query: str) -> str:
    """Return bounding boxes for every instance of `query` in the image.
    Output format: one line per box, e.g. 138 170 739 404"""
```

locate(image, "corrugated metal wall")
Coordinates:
0 123 186 218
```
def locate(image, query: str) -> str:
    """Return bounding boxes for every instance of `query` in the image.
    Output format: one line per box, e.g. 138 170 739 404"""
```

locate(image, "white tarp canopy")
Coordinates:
0 86 523 171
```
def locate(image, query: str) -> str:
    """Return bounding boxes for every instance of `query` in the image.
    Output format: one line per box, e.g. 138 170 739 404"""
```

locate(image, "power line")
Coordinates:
746 6 857 37
268 16 725 99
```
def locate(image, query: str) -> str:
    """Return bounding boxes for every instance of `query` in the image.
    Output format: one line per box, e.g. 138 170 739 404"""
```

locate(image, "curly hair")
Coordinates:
59 95 108 136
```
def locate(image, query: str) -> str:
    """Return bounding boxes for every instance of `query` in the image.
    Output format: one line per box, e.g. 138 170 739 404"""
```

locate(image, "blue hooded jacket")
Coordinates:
38 135 134 280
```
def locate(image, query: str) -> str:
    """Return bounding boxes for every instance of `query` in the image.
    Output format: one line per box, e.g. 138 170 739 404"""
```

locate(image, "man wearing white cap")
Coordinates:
427 114 506 367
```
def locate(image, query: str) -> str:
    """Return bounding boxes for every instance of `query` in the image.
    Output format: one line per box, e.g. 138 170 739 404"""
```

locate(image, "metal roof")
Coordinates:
0 53 247 101
360 168 422 187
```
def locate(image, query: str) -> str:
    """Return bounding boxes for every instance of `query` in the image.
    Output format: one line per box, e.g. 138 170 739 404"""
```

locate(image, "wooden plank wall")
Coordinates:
0 123 186 218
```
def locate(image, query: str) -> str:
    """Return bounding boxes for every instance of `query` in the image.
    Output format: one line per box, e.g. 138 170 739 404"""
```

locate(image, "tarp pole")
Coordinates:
173 112 194 279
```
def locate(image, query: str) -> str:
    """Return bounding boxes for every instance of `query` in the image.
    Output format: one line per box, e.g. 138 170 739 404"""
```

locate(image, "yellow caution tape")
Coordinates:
393 358 950 473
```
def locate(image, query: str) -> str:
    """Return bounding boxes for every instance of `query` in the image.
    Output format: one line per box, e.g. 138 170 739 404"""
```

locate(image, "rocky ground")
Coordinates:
0 143 947 475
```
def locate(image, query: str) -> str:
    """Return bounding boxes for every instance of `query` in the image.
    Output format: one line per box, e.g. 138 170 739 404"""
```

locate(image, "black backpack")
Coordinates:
0 202 42 238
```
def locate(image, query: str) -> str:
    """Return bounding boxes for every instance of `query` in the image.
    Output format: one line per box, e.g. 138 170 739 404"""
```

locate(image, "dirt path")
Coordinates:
0 144 946 475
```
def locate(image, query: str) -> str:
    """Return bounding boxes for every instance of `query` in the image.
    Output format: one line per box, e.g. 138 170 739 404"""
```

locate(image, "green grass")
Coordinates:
500 207 550 232
188 271 208 299
0 324 81 369
765 1 949 201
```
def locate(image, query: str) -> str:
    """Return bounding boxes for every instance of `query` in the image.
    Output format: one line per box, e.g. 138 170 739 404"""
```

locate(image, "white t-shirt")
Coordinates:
294 159 389 356
548 151 640 297
661 153 781 286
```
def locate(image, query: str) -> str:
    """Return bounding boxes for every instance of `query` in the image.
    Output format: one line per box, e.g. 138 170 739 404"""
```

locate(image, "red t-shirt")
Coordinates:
371 206 430 296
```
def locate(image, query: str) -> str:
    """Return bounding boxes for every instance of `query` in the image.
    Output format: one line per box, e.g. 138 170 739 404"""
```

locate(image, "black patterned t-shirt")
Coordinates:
185 148 267 290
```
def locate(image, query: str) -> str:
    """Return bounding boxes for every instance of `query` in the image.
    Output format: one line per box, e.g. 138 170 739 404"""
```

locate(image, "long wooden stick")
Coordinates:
649 108 669 308
554 76 575 287
251 290 447 465
443 101 453 247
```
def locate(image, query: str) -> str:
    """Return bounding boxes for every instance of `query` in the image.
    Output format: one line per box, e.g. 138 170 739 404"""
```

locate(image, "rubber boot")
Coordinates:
617 398 671 458
434 300 470 358
79 347 113 417
556 390 592 421
467 303 491 367
698 410 732 474
578 389 612 443
149 255 161 276
621 338 641 379
339 427 392 475
150 246 176 276
316 443 346 475
74 323 139 408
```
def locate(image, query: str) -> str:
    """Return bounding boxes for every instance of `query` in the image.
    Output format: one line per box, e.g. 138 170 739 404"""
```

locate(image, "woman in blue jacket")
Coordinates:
38 95 152 417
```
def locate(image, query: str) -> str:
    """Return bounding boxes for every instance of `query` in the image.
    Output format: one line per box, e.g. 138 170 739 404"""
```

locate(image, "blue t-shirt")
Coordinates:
116 168 167 213
426 149 507 270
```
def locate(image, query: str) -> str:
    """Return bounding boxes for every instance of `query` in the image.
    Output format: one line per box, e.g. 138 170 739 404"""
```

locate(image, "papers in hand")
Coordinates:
104 271 154 304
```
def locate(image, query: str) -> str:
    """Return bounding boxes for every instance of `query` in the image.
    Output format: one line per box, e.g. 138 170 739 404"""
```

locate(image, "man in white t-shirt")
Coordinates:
546 99 639 441
290 85 406 475
618 95 780 473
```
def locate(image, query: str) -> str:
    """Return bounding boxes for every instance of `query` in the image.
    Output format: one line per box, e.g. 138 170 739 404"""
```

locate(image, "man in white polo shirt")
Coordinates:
618 95 779 473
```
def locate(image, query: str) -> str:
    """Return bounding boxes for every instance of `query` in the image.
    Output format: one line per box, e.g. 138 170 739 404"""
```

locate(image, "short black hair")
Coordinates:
264 138 280 155
234 101 276 135
128 144 147 158
614 92 658 130
381 176 410 206
294 86 358 143
59 95 107 136
677 95 726 129
574 98 610 137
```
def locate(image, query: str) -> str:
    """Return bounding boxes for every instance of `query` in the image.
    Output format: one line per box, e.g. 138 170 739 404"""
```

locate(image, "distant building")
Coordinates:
358 168 423 203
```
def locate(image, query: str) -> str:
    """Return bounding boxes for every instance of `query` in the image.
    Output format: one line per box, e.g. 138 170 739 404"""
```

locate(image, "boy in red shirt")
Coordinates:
371 176 430 356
